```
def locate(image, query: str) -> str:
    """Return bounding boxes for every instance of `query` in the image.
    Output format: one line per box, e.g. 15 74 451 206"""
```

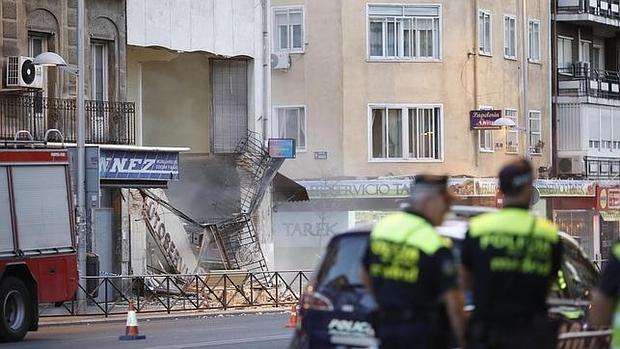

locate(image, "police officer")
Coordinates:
461 159 562 349
590 242 620 348
361 175 465 349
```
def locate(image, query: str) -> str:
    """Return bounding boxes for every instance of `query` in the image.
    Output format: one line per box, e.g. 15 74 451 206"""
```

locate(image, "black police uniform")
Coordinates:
598 242 620 348
461 205 562 349
362 210 457 349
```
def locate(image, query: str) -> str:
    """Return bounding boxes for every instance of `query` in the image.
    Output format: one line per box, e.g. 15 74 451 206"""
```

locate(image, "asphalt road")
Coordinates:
2 313 293 349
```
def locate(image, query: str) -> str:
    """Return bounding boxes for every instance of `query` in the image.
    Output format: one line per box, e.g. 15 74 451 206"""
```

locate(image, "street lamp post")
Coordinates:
32 0 87 313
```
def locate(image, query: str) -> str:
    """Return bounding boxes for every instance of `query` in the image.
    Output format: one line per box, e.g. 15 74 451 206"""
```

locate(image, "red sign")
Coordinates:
0 149 68 163
597 187 620 210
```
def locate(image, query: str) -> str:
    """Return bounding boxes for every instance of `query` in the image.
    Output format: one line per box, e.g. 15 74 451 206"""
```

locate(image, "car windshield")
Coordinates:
560 239 599 299
314 234 368 290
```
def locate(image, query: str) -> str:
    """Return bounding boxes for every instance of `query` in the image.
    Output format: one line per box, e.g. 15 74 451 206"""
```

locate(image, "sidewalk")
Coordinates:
39 307 290 327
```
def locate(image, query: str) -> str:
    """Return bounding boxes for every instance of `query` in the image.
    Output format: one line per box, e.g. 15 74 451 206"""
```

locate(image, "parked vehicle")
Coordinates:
289 207 599 349
0 147 78 342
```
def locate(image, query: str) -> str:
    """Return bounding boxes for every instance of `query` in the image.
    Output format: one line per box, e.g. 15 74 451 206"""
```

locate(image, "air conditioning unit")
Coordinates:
558 157 585 175
6 56 43 89
271 52 290 70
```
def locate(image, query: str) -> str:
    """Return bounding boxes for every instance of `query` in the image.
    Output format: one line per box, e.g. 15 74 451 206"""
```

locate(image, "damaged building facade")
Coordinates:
126 0 283 275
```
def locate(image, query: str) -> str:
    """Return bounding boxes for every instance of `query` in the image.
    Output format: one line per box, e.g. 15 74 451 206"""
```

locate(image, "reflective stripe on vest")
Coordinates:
370 211 449 255
469 208 559 243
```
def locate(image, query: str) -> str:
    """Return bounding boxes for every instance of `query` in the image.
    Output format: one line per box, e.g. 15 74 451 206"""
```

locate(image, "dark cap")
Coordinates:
499 159 534 195
410 174 454 200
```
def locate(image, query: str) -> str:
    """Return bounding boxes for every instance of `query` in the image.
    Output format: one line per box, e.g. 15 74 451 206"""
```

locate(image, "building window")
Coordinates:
557 36 573 70
91 42 108 101
367 4 441 60
273 7 304 52
273 106 306 150
613 141 620 149
505 109 518 153
478 106 493 152
370 105 442 161
504 15 516 59
478 10 492 55
28 33 47 116
529 111 542 154
528 20 540 62
590 140 600 149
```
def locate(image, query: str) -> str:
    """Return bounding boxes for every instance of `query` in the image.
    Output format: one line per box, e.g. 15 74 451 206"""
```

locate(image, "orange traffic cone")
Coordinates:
286 304 298 328
119 302 146 340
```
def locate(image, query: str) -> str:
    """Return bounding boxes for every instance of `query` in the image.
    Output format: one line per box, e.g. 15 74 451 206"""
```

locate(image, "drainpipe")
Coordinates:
473 0 479 168
550 0 558 175
263 0 271 143
523 0 531 161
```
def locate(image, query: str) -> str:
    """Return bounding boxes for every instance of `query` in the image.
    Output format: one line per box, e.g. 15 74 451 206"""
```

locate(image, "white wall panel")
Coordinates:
128 0 260 57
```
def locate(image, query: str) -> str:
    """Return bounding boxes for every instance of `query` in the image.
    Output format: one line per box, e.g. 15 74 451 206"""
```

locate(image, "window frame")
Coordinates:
503 15 517 60
528 110 542 155
272 105 308 152
367 103 444 163
478 9 492 56
557 35 574 72
366 4 443 62
478 105 494 153
91 41 109 101
505 108 519 154
272 6 305 54
528 19 541 63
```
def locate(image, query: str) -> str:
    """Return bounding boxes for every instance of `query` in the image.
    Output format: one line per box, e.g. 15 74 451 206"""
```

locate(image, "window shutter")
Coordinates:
212 60 249 153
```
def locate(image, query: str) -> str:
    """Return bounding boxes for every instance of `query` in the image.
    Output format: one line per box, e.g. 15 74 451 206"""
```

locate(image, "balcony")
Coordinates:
557 66 620 103
557 0 620 27
0 94 136 145
584 156 620 178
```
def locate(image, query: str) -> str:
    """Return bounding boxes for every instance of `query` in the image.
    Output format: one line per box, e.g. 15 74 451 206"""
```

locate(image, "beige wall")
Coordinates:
128 47 213 153
272 0 551 180
271 0 345 179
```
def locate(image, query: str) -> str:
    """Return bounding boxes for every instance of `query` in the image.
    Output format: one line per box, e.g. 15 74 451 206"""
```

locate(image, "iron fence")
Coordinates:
557 329 612 348
39 270 312 317
557 66 620 101
0 94 135 145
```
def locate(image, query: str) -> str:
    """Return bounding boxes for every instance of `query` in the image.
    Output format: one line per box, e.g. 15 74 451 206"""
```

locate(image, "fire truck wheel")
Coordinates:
0 277 32 342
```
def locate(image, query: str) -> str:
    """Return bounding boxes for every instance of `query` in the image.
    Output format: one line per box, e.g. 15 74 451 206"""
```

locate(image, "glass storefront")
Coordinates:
554 209 596 259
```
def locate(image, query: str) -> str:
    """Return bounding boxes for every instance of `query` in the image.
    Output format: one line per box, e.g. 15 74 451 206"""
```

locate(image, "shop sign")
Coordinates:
470 110 502 130
99 149 180 181
299 178 597 200
535 180 596 197
598 187 620 210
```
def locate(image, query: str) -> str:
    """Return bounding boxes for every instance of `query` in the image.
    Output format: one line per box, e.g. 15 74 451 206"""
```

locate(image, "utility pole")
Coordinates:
76 0 87 312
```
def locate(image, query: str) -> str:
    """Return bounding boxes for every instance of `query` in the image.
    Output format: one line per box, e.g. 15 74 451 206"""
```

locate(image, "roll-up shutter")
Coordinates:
212 59 249 153
12 166 72 252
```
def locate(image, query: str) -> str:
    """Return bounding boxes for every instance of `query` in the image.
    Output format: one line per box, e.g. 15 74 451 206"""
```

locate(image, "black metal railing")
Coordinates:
584 156 620 179
39 270 312 317
0 94 136 145
558 0 620 21
557 66 620 100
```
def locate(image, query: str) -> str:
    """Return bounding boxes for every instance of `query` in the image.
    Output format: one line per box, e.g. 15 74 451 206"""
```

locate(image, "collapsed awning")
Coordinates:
600 211 620 222
273 173 309 202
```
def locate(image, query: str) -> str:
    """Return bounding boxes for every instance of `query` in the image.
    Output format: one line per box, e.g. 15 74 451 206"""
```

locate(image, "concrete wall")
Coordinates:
139 50 212 153
272 0 552 180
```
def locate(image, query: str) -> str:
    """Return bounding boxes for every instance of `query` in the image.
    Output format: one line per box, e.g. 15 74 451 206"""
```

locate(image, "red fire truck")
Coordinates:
0 147 78 342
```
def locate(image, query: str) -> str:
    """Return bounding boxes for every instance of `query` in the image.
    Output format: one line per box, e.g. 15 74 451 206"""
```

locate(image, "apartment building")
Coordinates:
553 0 620 263
270 0 553 270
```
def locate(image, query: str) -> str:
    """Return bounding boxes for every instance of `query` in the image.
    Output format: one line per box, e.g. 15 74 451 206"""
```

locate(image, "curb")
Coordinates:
39 307 290 327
